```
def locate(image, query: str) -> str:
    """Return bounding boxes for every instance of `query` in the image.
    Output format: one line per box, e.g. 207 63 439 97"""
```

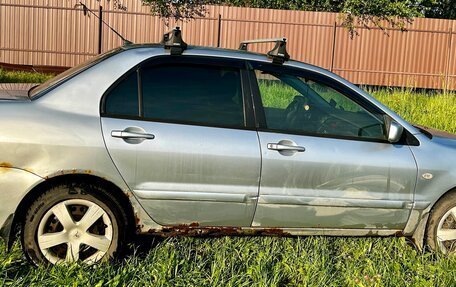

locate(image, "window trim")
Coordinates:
248 61 413 145
137 69 144 117
100 55 256 131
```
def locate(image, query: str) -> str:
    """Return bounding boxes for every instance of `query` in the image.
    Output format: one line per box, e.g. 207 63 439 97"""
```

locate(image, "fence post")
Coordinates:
445 28 453 92
217 14 222 48
330 21 337 72
98 5 103 54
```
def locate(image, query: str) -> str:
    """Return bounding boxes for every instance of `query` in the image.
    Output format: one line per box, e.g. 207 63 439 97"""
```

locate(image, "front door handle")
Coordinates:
111 130 155 140
267 143 305 152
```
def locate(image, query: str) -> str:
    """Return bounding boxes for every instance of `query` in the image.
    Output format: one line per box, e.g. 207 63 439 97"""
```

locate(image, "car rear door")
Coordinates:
101 56 261 227
249 62 418 230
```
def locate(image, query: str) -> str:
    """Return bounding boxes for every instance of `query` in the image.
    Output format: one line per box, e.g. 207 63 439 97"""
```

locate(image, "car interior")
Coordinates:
258 72 387 140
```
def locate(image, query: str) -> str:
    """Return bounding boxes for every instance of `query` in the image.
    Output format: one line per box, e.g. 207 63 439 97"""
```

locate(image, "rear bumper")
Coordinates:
0 167 43 247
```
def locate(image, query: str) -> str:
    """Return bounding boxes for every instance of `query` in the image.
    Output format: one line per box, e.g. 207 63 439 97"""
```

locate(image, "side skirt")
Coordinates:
143 223 403 237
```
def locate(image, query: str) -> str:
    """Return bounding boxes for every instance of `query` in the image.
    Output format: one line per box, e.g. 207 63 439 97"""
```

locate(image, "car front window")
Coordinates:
256 69 387 141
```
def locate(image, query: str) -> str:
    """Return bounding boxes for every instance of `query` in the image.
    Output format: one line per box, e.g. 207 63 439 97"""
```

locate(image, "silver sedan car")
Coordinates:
1 30 456 265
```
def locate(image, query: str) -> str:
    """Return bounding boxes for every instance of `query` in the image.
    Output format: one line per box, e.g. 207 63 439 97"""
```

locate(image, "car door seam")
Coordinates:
249 130 263 227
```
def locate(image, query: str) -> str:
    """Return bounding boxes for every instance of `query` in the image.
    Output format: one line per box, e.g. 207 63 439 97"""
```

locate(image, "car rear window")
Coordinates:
29 48 122 99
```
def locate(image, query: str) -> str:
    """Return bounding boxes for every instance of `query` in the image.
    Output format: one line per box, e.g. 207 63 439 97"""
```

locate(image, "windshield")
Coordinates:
29 48 122 99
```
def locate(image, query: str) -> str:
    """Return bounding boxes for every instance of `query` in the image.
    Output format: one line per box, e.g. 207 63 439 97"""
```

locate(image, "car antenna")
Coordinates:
76 2 133 46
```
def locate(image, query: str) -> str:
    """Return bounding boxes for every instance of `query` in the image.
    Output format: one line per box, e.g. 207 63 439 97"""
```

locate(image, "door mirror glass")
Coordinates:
388 121 404 143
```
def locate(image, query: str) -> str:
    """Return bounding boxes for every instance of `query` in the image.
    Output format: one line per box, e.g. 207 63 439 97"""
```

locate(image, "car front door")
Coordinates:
101 56 261 227
249 62 418 230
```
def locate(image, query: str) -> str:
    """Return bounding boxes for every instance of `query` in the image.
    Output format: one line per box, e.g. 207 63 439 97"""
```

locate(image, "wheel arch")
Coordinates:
429 185 456 210
411 185 456 250
10 173 137 249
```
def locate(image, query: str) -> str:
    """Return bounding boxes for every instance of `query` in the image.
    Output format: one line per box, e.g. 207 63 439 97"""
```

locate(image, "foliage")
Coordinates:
0 69 53 84
422 0 456 20
140 0 219 22
138 0 426 37
92 0 127 11
222 0 424 37
209 0 340 12
370 88 456 134
338 0 421 37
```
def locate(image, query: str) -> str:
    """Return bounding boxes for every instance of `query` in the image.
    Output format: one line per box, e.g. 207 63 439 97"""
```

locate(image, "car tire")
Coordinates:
426 191 456 254
22 182 125 265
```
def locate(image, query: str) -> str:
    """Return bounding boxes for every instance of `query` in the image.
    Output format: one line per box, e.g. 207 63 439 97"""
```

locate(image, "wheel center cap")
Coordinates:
70 229 82 239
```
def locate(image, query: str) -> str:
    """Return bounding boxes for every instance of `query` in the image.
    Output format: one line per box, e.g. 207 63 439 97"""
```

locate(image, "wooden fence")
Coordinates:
1 0 455 90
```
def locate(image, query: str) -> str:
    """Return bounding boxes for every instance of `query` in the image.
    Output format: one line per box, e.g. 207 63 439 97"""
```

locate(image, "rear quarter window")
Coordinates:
104 72 139 117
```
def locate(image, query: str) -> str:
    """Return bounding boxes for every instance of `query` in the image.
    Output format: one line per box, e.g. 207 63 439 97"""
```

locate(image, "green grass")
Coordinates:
259 80 297 109
371 89 456 134
1 72 456 286
1 237 456 286
0 69 53 84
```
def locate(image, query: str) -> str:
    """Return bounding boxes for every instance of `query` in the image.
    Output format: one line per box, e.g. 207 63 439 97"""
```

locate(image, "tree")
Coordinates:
422 0 456 20
218 0 425 36
140 0 218 21
338 0 423 36
107 0 444 36
139 0 427 36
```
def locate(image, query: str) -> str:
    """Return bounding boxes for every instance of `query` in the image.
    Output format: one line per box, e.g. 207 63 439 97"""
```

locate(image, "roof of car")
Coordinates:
120 43 271 59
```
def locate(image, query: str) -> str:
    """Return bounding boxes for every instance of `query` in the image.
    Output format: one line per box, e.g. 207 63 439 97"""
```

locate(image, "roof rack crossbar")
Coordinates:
239 37 290 64
239 38 286 49
161 27 187 55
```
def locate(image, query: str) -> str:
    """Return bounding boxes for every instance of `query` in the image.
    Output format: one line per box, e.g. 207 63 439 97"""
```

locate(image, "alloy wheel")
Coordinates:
37 199 113 264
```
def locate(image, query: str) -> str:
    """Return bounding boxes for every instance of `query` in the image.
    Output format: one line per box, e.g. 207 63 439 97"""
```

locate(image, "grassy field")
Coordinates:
1 73 456 286
372 89 456 134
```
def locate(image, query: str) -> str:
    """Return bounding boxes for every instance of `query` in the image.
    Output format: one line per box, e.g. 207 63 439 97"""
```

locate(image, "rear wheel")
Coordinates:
426 191 456 254
22 183 124 265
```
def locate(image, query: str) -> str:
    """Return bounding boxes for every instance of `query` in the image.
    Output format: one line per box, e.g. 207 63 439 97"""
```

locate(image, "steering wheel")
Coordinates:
285 95 312 128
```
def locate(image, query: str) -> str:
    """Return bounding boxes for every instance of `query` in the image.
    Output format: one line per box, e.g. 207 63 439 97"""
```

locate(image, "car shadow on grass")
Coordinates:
119 234 165 260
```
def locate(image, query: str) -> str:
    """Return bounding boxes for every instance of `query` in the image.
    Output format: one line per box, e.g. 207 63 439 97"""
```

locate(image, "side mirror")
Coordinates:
388 121 404 143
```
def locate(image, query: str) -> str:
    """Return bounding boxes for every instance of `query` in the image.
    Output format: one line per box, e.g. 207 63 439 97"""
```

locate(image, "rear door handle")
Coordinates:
267 143 305 152
111 130 155 140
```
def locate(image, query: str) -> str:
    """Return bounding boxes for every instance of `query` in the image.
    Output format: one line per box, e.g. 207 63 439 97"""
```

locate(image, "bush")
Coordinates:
0 69 53 84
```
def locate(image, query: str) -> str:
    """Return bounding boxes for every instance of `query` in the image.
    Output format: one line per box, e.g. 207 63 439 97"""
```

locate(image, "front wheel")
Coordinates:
426 191 456 254
22 183 124 265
